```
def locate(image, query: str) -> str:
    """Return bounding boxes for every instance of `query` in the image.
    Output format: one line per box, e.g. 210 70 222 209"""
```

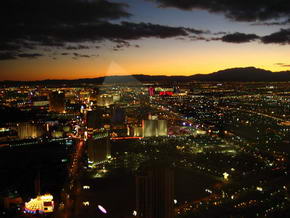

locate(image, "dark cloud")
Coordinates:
187 28 208 35
217 29 290 45
252 19 290 26
73 53 90 58
261 29 290 44
275 63 290 67
0 21 205 53
221 32 260 43
39 40 65 47
0 0 130 26
112 39 131 50
85 22 204 40
0 52 42 60
213 31 228 35
0 52 17 60
190 35 212 42
111 39 131 46
66 45 90 50
0 0 206 60
73 53 97 58
0 43 21 51
150 0 290 22
17 53 43 58
0 0 129 59
198 30 290 45
203 29 290 45
188 30 290 45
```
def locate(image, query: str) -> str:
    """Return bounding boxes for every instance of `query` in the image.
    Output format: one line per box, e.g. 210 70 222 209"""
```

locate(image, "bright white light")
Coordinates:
256 187 263 192
223 172 229 180
133 210 137 216
205 189 212 194
174 199 178 204
83 201 90 206
98 205 107 214
40 194 53 200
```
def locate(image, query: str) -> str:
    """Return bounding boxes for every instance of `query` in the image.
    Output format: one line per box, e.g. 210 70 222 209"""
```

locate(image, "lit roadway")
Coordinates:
150 96 288 216
149 99 196 126
57 137 85 218
220 106 285 122
69 139 84 181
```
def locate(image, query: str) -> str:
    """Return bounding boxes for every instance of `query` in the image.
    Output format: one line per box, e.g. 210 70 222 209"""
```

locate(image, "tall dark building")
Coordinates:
111 106 125 125
87 138 111 163
173 86 180 94
86 109 104 129
49 91 65 113
136 167 174 218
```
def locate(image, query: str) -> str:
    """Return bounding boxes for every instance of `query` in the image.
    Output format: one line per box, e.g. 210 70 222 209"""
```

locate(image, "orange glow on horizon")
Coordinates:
1 41 290 81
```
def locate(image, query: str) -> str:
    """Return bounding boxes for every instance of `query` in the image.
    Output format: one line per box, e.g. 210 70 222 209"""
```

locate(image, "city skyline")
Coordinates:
1 1 290 217
1 82 289 217
1 0 290 81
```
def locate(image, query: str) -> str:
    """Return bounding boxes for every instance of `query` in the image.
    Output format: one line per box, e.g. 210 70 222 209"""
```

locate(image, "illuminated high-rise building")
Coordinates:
142 120 168 137
17 122 44 139
148 87 155 96
49 91 65 113
112 94 121 103
157 120 168 136
96 94 114 107
133 126 143 137
32 96 49 107
143 120 158 137
136 167 174 218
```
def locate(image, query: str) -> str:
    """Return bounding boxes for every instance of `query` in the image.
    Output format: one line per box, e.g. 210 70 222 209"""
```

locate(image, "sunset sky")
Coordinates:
1 0 290 81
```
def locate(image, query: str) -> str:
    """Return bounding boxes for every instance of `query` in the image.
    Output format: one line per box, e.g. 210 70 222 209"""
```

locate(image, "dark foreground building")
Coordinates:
49 91 65 113
136 167 174 218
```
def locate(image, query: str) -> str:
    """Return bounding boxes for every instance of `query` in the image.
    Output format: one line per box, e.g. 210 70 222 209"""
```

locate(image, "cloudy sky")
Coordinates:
1 0 290 80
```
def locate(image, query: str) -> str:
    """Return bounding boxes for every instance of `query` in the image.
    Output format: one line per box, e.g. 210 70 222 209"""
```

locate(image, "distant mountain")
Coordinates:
1 67 290 86
190 67 290 81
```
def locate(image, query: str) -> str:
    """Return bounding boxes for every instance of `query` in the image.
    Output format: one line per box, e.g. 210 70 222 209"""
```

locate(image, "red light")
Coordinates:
159 91 173 96
110 137 143 140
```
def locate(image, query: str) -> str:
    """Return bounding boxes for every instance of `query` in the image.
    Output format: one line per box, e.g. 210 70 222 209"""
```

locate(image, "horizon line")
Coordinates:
0 66 287 82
